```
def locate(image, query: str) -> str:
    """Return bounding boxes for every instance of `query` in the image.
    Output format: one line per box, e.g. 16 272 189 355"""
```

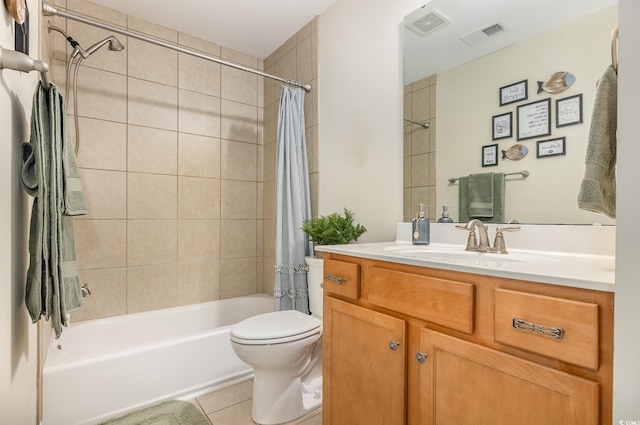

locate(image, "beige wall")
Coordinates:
45 0 318 320
403 75 437 222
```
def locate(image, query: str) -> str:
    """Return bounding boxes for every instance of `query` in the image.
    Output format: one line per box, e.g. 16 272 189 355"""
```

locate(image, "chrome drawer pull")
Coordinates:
512 317 564 340
325 274 346 285
415 352 428 363
389 340 401 351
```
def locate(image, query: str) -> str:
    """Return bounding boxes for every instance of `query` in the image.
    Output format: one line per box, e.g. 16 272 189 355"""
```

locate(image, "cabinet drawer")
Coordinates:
366 267 474 334
494 288 599 370
323 258 360 300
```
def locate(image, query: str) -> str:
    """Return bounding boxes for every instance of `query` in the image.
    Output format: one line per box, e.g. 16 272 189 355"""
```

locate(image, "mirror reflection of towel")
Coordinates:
459 172 505 223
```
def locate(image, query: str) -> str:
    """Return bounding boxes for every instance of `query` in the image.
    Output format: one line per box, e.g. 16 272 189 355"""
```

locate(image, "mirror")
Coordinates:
403 0 618 225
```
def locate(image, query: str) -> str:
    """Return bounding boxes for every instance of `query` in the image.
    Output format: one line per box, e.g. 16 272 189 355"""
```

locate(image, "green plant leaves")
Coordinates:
301 208 367 245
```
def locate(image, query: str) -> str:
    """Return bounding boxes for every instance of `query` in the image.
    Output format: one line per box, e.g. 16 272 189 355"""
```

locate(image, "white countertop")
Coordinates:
315 223 615 292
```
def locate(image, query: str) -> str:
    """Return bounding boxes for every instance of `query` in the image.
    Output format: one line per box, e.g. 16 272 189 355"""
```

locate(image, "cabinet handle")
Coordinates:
415 352 428 363
325 274 346 285
388 340 401 351
512 317 564 340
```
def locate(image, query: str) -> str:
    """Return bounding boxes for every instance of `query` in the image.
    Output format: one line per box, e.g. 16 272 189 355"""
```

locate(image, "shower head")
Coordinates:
85 36 125 56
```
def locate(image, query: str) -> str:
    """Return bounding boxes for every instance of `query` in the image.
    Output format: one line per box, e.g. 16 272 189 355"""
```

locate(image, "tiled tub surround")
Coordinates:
46 0 318 320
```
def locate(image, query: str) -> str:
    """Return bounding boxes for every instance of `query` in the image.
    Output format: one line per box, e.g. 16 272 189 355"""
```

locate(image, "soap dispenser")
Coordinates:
437 205 455 223
412 204 430 245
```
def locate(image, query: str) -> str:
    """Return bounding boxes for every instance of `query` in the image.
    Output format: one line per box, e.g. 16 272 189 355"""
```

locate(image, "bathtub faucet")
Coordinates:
81 283 91 297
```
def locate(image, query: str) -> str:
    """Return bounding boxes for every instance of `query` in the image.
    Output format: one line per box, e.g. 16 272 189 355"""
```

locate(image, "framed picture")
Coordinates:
492 112 512 140
482 144 499 167
537 137 566 158
517 98 551 141
499 80 528 106
556 94 583 127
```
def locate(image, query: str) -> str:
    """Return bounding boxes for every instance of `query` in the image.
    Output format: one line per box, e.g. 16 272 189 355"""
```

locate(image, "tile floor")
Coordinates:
188 380 322 425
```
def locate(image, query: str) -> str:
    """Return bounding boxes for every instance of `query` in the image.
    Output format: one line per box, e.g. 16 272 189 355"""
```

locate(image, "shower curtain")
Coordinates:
274 86 313 313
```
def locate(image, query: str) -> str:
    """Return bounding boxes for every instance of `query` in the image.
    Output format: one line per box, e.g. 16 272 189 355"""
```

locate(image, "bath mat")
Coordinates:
99 400 210 425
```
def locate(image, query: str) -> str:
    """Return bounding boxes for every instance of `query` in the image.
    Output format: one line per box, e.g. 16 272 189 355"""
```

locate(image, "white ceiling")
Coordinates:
404 0 618 84
88 0 338 59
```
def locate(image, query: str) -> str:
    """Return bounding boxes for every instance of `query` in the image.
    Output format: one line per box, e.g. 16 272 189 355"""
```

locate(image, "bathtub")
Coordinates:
41 294 274 425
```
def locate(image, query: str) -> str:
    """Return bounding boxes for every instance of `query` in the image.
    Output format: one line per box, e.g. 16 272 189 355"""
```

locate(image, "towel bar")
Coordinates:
448 170 529 183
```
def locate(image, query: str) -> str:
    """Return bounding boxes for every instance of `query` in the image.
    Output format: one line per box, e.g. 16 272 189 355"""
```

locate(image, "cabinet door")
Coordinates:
416 329 599 425
323 296 406 425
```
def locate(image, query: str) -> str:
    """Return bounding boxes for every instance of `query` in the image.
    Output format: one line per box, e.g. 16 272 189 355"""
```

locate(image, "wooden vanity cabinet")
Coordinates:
322 253 613 425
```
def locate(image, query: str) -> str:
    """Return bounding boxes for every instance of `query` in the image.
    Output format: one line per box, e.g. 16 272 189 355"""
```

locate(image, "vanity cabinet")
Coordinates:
321 253 613 425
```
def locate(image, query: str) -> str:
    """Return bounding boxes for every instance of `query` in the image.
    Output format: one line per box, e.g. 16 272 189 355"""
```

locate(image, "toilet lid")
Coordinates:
231 310 322 343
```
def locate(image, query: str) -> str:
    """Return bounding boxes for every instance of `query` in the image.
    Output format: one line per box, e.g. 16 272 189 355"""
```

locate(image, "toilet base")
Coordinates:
251 340 323 424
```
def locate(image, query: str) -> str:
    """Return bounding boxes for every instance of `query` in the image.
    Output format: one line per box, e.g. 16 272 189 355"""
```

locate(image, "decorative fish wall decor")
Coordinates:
537 72 575 94
502 144 528 160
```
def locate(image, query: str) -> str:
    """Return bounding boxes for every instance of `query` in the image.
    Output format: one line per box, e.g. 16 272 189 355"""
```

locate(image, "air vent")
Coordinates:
404 9 451 37
460 22 506 47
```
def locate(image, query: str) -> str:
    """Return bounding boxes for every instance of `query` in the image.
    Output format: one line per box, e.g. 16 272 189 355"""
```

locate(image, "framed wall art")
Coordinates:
537 137 566 158
556 94 583 127
492 112 512 140
517 98 551 141
499 80 528 106
482 144 499 167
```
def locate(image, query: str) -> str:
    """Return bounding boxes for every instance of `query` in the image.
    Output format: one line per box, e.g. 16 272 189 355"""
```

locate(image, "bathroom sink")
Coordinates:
384 245 558 265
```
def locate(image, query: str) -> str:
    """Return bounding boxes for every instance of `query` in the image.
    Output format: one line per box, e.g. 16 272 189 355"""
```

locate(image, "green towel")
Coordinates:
20 81 87 337
459 172 505 223
578 65 617 219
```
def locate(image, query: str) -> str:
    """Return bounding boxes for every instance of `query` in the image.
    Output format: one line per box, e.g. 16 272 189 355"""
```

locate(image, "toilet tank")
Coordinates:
305 257 324 317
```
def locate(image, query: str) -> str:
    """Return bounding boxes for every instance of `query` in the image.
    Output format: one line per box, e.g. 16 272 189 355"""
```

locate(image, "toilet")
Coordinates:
230 257 324 425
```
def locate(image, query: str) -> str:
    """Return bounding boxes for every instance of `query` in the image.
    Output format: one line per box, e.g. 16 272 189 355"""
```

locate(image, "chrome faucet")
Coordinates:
457 219 520 254
464 219 490 252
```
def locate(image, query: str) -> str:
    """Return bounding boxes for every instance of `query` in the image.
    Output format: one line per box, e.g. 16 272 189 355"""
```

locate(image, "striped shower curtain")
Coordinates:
273 86 313 313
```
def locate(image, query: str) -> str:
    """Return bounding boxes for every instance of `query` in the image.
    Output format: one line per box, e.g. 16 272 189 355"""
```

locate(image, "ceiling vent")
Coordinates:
404 9 451 37
460 22 506 47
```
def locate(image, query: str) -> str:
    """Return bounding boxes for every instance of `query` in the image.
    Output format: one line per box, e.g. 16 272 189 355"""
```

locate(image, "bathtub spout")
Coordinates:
81 283 91 297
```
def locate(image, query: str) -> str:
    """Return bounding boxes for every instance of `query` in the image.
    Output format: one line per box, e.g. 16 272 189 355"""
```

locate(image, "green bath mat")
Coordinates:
100 400 210 425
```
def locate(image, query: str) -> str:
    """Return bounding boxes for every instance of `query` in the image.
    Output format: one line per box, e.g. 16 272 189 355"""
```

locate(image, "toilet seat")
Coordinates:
230 310 322 345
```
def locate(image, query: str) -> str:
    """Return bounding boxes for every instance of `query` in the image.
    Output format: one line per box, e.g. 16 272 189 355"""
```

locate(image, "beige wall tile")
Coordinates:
297 35 313 84
127 264 178 313
127 220 178 266
220 66 258 105
275 48 297 82
411 125 430 155
221 220 257 259
74 220 127 269
221 140 257 181
306 126 318 174
221 47 258 68
128 173 178 219
127 16 177 42
178 220 220 262
128 125 177 175
411 154 430 187
220 258 257 298
263 218 275 258
178 53 221 98
178 177 220 219
262 256 275 296
411 86 430 122
263 102 277 145
262 180 275 220
178 133 220 178
178 33 221 56
221 180 257 219
263 141 276 182
178 261 220 305
75 117 127 171
78 169 126 219
75 67 127 123
178 89 221 137
67 0 127 26
221 100 258 144
128 38 177 86
72 268 127 321
128 77 178 131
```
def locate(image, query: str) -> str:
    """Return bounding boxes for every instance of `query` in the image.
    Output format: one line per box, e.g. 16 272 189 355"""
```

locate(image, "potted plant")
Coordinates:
302 208 367 256
301 208 366 294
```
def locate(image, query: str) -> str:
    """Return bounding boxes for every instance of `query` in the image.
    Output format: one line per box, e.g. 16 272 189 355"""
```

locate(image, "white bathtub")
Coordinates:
41 294 274 425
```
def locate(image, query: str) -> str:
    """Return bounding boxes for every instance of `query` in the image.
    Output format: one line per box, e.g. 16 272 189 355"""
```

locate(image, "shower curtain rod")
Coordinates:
41 1 312 93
